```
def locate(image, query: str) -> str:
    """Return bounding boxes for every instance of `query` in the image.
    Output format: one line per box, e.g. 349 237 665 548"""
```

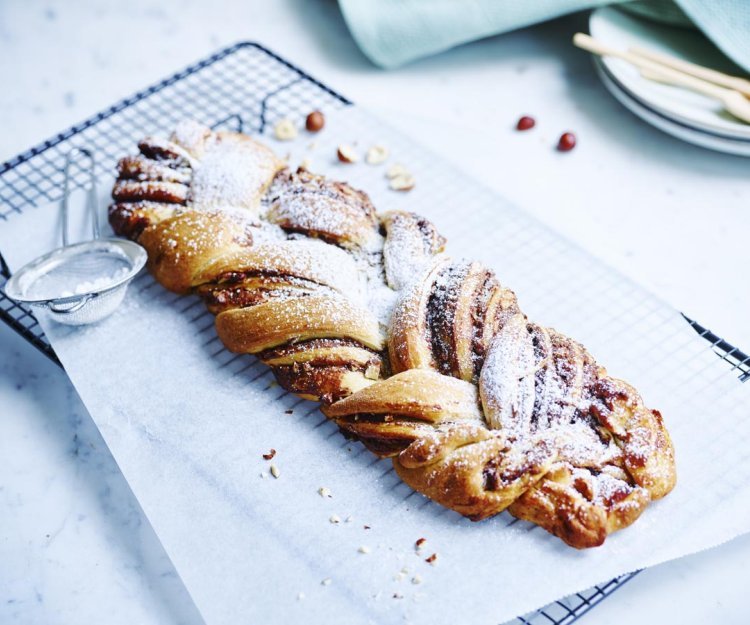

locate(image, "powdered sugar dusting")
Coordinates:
171 119 211 154
191 137 278 213
382 212 444 291
480 317 630 476
480 314 535 434
247 239 363 301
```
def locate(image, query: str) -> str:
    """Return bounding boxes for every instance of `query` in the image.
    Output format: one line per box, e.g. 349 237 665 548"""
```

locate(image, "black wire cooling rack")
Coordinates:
1 41 748 625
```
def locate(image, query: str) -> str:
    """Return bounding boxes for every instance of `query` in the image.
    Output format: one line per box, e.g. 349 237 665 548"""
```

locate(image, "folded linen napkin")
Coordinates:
338 0 750 71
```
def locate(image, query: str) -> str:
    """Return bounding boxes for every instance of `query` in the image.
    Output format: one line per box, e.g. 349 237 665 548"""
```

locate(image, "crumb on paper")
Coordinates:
329 515 341 524
321 578 332 586
344 515 353 523
363 525 371 530
262 449 276 460
358 545 371 554
318 487 332 498
411 575 422 585
284 409 293 415
393 592 404 600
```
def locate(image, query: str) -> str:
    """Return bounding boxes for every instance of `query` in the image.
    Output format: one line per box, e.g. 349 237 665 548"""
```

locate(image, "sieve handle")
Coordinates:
48 294 94 314
62 147 99 247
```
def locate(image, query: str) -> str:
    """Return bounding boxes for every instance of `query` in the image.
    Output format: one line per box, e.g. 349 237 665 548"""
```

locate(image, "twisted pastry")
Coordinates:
110 121 675 548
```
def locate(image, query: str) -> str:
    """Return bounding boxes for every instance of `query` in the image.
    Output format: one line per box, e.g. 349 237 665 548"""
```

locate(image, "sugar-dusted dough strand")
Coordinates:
109 121 676 548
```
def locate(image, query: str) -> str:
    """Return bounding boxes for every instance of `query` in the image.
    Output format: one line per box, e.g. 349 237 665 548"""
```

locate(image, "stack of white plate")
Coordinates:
590 7 750 156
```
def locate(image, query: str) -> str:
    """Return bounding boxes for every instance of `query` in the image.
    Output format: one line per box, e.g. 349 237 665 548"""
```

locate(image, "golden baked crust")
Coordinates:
109 121 676 548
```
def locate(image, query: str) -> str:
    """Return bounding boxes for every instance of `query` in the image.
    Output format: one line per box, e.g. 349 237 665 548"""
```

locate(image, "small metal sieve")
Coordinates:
3 148 147 326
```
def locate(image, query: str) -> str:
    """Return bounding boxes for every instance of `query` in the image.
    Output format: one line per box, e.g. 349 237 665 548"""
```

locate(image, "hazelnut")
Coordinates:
273 118 297 141
365 145 389 165
516 115 536 131
337 144 358 163
305 110 325 132
557 132 576 152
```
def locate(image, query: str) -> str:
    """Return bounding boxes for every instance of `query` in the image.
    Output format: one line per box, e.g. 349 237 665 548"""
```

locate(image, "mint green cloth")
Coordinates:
339 0 750 70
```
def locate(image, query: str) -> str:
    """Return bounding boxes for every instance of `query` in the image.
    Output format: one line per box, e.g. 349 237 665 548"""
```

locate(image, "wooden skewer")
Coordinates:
573 33 750 124
629 45 750 98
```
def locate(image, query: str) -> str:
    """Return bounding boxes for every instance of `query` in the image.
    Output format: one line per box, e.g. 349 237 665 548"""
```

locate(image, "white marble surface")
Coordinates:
1 1 748 624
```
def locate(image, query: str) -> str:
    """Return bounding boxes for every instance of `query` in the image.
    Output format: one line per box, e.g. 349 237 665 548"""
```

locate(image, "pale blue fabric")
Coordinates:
338 0 750 70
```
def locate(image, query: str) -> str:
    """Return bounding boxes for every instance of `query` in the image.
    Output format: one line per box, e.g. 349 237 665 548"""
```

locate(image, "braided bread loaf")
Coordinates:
110 121 676 548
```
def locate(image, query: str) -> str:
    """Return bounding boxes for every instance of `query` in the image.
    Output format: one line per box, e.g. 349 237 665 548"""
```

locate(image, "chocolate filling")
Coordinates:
137 141 191 168
200 271 334 309
468 270 497 380
530 327 549 429
425 263 465 376
259 337 378 365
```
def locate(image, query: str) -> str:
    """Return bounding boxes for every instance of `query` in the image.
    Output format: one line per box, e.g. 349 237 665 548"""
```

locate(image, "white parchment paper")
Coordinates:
2 107 749 625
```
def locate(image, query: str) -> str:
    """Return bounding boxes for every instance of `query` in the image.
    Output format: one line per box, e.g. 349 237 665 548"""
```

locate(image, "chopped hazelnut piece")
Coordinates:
366 145 389 165
385 163 410 179
389 174 415 192
270 464 280 479
425 553 438 565
337 144 358 163
415 537 426 549
262 449 276 460
318 487 332 498
273 118 297 141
